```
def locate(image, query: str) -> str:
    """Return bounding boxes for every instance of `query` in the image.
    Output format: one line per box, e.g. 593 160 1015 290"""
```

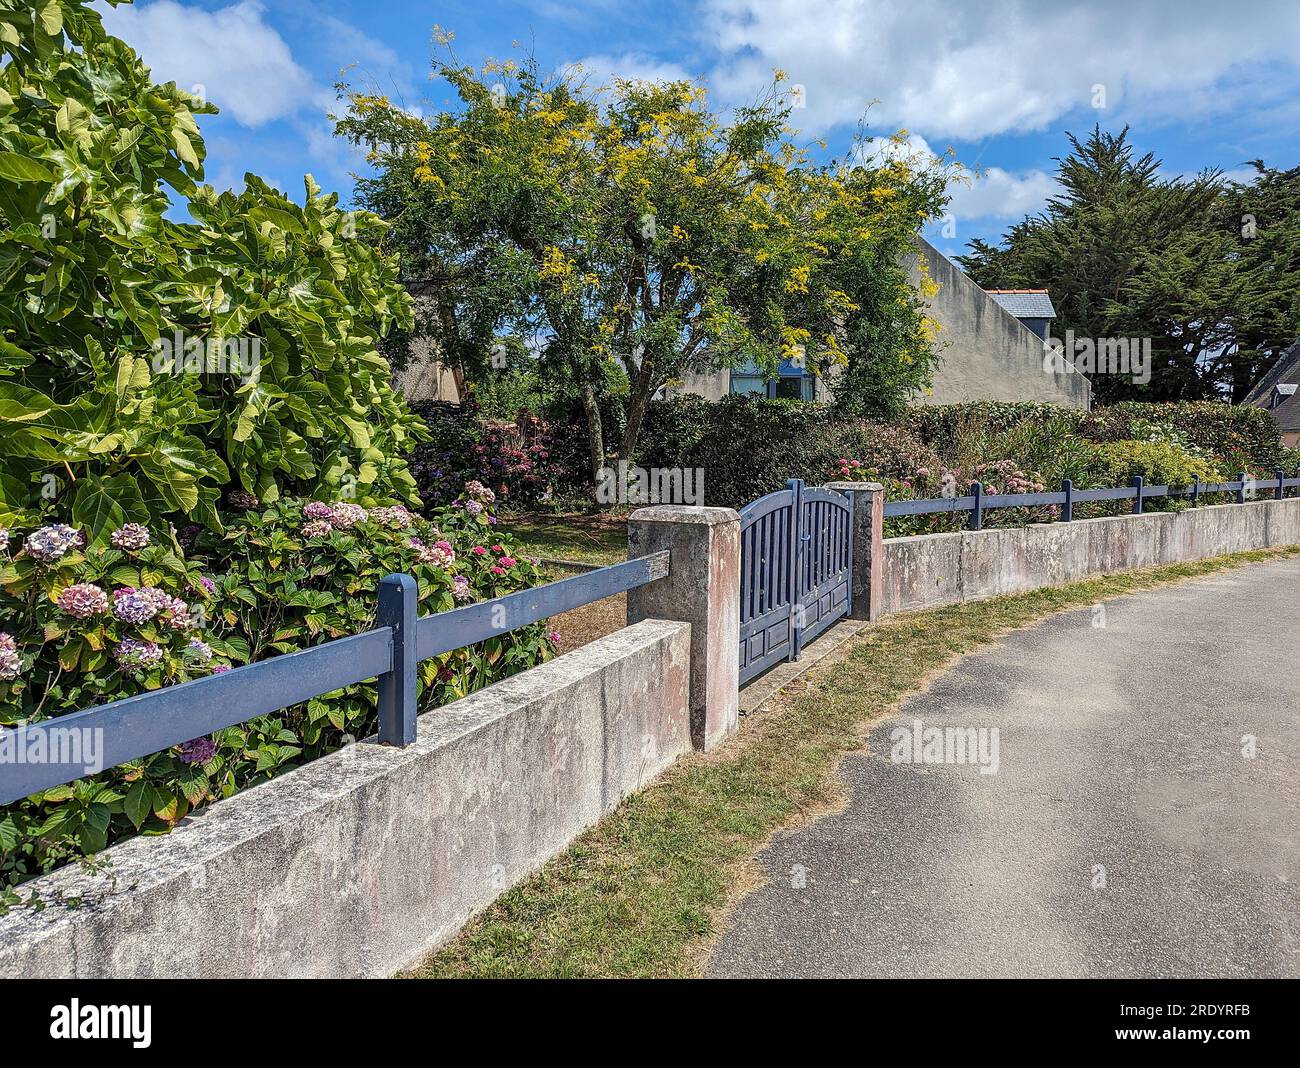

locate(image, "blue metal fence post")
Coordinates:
377 573 418 746
1131 475 1144 514
1276 469 1285 500
968 481 983 531
1237 470 1248 504
1060 479 1073 522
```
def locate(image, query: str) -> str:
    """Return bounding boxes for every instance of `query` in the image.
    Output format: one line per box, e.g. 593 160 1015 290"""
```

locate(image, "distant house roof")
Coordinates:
1243 339 1300 432
983 289 1057 319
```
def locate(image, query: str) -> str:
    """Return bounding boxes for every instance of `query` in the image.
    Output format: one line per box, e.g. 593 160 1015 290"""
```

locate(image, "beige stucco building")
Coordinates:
665 235 1091 409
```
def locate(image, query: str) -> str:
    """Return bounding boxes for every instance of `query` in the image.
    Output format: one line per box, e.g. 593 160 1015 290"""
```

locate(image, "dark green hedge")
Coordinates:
638 395 941 509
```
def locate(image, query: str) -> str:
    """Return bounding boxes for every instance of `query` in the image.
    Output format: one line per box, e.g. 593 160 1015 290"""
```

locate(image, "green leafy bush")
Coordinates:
0 486 558 891
1081 402 1282 477
0 0 420 540
639 394 941 508
1089 440 1224 490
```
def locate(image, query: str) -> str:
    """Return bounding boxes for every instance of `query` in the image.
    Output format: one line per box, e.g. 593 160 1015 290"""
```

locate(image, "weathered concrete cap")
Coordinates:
628 505 740 525
826 481 884 492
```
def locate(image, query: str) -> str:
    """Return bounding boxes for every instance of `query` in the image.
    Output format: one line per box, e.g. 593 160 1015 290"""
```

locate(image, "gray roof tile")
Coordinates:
984 289 1057 319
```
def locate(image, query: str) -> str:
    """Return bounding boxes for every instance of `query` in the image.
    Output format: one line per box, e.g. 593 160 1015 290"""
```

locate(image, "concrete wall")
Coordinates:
881 499 1300 615
904 235 1091 409
0 619 692 979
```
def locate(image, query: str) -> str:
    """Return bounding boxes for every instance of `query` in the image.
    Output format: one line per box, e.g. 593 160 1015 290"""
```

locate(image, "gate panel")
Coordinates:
797 487 853 650
738 484 797 685
738 480 853 687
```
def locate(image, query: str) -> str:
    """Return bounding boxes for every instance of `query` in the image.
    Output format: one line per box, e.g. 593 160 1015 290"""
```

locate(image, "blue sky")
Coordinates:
98 0 1300 261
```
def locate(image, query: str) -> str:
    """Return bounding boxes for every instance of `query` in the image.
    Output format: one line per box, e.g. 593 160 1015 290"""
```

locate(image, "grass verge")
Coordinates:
497 512 627 567
407 545 1300 979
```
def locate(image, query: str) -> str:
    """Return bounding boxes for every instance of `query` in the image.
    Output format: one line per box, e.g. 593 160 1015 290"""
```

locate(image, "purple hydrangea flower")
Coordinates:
303 501 334 520
185 638 213 664
24 524 81 562
58 583 110 618
465 500 485 517
463 480 496 505
0 527 9 554
110 523 151 551
112 586 169 624
177 737 217 765
199 576 216 595
113 638 162 671
0 632 19 681
212 665 232 675
451 575 472 601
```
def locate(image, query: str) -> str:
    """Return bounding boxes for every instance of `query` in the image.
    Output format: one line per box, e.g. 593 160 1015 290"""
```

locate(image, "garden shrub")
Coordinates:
408 401 567 508
1080 402 1282 476
638 395 941 509
1088 440 1224 490
0 0 421 541
0 486 557 893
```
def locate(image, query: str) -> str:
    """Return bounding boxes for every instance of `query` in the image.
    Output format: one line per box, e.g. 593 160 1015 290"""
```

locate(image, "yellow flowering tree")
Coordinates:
336 45 957 479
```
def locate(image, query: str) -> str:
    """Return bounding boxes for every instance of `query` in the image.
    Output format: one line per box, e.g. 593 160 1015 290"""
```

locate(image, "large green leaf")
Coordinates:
71 473 150 544
0 151 56 183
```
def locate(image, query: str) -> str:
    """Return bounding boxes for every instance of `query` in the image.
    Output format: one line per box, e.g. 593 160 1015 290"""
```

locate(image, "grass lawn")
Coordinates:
497 511 628 567
406 544 1300 979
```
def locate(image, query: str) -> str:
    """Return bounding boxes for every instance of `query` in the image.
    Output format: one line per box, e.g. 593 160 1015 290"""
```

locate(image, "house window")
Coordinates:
730 375 768 396
729 359 815 400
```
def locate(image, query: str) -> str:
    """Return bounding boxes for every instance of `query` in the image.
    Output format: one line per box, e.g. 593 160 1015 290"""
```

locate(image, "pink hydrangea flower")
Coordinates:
471 545 487 556
499 556 517 568
329 502 368 529
0 632 19 681
58 583 110 618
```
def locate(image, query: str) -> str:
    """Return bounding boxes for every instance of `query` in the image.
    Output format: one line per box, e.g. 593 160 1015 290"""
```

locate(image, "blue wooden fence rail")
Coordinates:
0 551 670 806
883 472 1300 528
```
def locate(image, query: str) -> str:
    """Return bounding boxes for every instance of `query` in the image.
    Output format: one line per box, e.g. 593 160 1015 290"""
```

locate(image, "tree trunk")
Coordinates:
578 379 605 502
620 359 657 465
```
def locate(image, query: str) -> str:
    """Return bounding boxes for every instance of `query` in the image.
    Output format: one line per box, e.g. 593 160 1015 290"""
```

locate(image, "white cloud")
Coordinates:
702 0 1300 141
100 0 318 127
862 132 1057 222
567 52 697 90
947 166 1057 221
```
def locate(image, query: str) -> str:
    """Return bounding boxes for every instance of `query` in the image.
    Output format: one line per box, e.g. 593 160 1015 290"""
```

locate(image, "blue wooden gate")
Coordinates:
738 479 853 686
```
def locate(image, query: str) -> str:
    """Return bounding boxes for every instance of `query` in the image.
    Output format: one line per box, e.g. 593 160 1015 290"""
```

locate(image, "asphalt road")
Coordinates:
708 558 1300 978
